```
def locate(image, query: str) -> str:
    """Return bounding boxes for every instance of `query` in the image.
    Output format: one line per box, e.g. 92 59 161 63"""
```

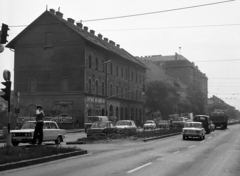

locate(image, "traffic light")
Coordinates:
1 81 11 101
0 23 9 44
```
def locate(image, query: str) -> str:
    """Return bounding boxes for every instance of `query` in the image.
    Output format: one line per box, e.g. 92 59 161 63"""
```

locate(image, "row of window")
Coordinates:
28 78 69 92
87 55 145 84
87 78 144 101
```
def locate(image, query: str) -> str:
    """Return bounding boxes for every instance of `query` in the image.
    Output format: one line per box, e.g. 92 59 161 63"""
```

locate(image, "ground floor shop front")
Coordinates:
7 94 146 129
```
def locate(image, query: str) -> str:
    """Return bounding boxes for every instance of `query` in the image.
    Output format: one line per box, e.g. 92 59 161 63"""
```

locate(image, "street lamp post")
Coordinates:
93 60 111 116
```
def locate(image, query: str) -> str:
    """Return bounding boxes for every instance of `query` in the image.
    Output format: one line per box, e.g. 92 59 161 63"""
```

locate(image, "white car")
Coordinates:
115 120 137 134
11 121 66 146
143 120 157 130
182 122 205 140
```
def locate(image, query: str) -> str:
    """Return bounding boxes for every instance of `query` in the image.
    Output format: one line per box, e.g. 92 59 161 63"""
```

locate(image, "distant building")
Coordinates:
6 9 147 128
137 53 208 113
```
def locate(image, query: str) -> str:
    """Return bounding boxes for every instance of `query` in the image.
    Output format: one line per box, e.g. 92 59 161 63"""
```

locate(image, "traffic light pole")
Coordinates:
1 70 12 146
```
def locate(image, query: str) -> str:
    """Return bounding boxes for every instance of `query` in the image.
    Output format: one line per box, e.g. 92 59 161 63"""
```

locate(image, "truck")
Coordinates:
180 112 193 122
210 109 228 129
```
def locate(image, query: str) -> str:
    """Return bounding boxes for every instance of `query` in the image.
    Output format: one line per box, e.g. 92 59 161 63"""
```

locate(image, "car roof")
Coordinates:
185 122 202 124
93 121 112 123
117 120 133 122
25 121 56 123
87 116 108 118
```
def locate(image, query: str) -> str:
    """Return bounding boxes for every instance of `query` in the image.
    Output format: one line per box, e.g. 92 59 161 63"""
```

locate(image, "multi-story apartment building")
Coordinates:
6 9 146 128
138 53 208 113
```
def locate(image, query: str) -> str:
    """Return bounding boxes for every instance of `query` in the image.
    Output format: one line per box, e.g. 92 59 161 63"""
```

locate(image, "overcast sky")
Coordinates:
1 0 240 110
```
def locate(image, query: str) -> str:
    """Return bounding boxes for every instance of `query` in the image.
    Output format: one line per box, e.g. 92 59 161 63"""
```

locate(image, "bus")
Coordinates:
193 115 211 134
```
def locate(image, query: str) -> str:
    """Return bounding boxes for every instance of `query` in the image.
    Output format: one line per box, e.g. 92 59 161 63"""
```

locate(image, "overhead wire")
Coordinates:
81 0 236 22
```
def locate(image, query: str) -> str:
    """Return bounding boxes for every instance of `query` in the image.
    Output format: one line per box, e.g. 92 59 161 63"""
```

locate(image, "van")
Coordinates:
84 116 109 132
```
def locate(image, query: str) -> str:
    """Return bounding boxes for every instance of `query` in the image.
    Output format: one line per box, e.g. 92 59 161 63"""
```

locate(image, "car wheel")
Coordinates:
55 136 62 145
183 136 185 140
12 141 19 146
203 135 205 139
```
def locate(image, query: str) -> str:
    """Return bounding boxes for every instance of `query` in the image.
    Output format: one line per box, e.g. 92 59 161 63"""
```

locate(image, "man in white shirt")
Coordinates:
32 105 45 145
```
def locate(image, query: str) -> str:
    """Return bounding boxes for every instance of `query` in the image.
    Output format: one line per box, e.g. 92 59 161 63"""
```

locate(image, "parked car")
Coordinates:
87 121 116 137
10 121 66 146
143 120 157 130
84 116 109 132
210 120 215 131
115 120 137 134
182 122 205 140
158 120 170 129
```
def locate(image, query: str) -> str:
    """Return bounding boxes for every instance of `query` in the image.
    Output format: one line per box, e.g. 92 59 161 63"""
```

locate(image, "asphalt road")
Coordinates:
1 125 240 176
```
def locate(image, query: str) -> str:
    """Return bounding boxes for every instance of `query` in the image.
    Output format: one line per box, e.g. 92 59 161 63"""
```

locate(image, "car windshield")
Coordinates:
87 117 100 123
159 121 167 123
91 122 107 128
184 123 201 128
145 121 153 124
173 117 183 121
21 122 36 129
116 121 131 126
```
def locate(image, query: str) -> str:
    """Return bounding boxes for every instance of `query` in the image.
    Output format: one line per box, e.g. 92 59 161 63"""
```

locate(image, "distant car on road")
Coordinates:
182 122 206 140
158 120 170 129
84 116 109 132
87 121 116 137
115 120 137 134
143 120 157 130
11 121 66 146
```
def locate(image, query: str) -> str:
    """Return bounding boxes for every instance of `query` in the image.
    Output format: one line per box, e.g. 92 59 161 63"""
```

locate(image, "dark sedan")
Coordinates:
87 121 116 137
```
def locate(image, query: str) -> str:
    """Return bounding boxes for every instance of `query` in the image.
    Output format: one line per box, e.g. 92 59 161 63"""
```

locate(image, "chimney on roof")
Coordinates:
109 40 115 46
104 38 108 42
116 44 120 48
98 34 103 39
56 11 63 18
67 18 75 24
83 26 88 31
49 9 55 14
90 30 95 35
76 23 83 29
175 52 178 60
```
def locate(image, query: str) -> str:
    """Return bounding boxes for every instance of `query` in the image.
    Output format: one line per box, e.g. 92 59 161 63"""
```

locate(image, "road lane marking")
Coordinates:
208 137 212 139
127 162 152 173
174 151 179 154
200 140 205 143
188 145 196 148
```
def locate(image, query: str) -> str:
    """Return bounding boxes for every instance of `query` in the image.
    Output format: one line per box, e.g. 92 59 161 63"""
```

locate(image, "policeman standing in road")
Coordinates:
32 105 45 145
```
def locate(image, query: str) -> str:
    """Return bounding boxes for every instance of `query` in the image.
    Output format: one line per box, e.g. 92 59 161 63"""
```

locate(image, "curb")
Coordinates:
66 141 86 145
0 149 88 172
142 132 182 142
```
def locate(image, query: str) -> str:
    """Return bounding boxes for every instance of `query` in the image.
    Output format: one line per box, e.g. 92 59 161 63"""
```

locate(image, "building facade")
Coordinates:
6 9 146 128
138 53 208 113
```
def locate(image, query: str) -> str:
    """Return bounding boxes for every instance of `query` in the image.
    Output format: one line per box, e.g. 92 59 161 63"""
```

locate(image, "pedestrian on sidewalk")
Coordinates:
32 105 45 145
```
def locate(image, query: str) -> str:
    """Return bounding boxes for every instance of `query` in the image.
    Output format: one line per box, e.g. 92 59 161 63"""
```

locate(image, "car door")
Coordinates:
43 122 51 141
49 122 59 140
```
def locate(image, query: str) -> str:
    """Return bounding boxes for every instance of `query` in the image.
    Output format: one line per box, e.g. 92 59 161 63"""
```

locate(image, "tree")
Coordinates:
145 81 180 119
186 85 206 115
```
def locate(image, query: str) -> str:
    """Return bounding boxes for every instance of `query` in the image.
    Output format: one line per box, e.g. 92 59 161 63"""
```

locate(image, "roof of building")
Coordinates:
137 53 188 62
6 9 146 69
